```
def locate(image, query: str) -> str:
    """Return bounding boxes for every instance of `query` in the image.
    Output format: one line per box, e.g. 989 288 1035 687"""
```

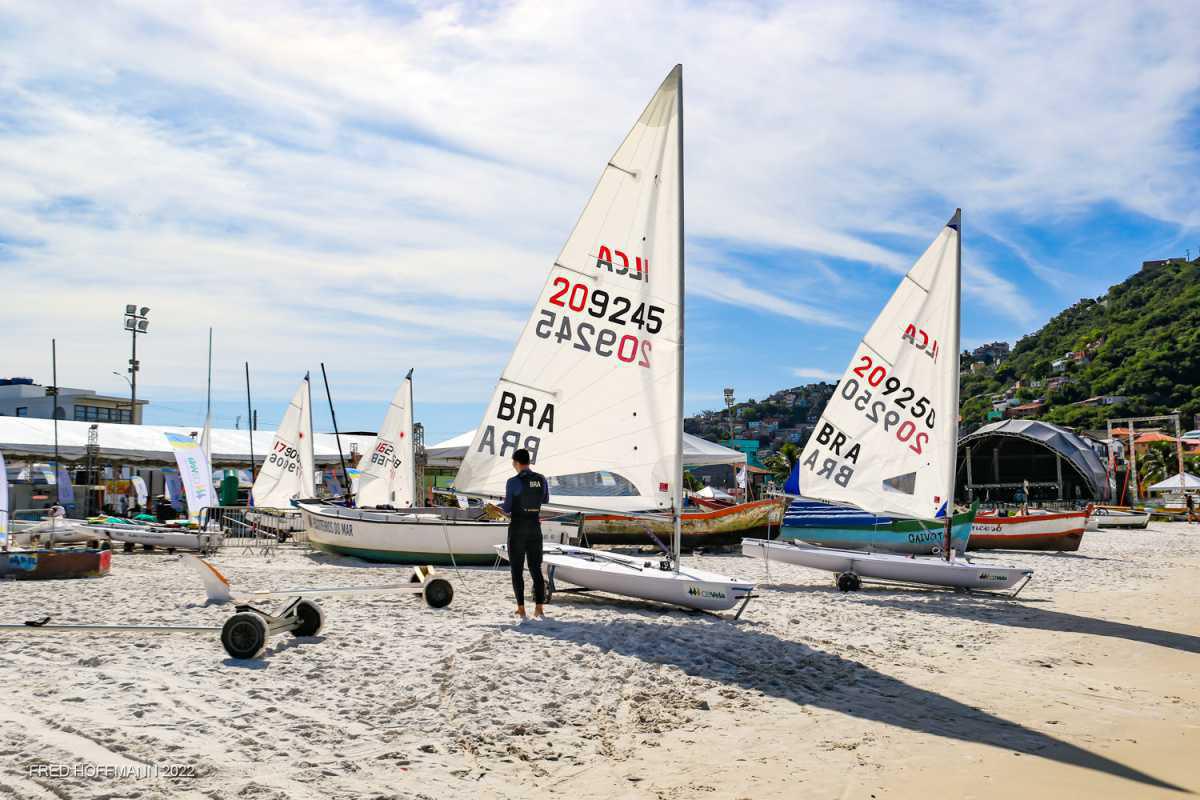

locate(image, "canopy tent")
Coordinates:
957 419 1111 502
694 485 735 501
1147 472 1200 492
427 429 746 470
0 417 369 468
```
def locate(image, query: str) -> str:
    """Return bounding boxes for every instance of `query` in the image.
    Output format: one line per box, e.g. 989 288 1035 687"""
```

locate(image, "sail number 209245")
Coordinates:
536 277 662 368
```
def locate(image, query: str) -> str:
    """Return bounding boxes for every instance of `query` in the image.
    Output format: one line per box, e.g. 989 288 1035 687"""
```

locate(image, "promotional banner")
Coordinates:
164 470 185 508
130 475 148 507
55 467 76 506
164 433 216 522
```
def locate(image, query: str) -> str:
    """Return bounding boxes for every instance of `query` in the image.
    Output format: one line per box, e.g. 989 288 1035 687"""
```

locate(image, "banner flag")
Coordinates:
164 433 216 522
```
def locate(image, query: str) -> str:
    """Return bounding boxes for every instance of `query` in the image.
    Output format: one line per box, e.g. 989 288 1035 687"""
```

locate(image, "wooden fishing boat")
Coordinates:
0 548 111 579
968 508 1089 551
581 497 787 547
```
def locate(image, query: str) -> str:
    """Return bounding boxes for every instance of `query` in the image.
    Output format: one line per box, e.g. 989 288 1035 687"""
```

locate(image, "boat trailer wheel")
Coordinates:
836 572 862 593
221 612 268 659
422 578 454 609
291 599 325 637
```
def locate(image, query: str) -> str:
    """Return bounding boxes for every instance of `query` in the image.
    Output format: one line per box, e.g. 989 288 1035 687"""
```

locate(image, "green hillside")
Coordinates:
959 257 1200 431
686 258 1200 457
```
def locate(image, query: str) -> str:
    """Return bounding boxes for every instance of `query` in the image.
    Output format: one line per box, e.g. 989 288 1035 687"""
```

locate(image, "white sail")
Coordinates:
355 371 417 508
251 377 316 508
797 211 962 520
454 66 683 513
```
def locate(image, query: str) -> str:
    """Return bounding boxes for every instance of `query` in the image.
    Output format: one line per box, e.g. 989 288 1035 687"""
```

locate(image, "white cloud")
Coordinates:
792 367 842 382
0 0 1196 409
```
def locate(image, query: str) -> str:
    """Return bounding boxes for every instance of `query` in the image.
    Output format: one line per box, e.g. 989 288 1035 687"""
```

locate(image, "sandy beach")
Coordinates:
0 523 1196 799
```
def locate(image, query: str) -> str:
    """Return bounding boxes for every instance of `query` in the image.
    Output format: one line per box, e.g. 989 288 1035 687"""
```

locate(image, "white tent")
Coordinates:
1147 472 1200 492
695 485 736 501
427 429 746 470
0 417 369 467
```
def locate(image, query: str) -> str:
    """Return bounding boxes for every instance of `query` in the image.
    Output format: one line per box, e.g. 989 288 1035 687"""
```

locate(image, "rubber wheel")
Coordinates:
123 542 134 553
836 572 861 592
423 578 454 609
292 599 324 637
221 612 269 659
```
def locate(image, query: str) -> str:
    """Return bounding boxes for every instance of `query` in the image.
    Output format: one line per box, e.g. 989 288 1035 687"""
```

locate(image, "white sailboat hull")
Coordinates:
82 523 221 552
301 503 575 566
498 542 754 612
741 538 1032 591
9 519 95 546
1086 508 1151 530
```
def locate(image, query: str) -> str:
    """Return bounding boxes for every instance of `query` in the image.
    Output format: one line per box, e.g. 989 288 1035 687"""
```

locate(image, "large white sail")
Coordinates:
455 66 683 513
251 377 316 508
797 211 962 521
355 371 417 508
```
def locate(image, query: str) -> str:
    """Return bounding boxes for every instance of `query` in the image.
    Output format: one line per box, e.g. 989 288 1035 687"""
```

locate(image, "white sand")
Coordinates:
0 524 1196 799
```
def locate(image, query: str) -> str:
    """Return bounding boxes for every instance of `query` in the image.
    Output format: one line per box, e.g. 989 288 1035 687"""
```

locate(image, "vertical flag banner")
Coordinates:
164 433 216 522
56 467 75 506
130 475 148 507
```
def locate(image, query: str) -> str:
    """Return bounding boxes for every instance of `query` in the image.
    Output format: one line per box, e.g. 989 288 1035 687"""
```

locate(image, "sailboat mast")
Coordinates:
51 339 60 510
407 368 416 507
244 362 255 488
320 363 353 506
943 208 963 561
204 328 213 434
672 64 685 570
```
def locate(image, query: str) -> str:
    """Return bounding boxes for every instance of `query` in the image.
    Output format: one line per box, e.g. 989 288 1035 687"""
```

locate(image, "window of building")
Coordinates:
73 405 132 424
15 407 28 416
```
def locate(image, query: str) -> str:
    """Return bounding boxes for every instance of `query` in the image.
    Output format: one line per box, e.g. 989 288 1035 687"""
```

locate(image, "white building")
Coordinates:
0 378 147 424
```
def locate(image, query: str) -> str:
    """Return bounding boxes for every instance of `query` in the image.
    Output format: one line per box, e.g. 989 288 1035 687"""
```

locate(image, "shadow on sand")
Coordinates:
512 612 1187 794
853 595 1200 654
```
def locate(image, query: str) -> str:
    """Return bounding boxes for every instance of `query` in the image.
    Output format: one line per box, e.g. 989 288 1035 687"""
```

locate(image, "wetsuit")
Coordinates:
502 468 550 605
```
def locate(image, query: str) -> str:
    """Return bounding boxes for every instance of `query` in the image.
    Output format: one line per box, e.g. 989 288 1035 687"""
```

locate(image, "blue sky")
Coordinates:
1 2 1198 445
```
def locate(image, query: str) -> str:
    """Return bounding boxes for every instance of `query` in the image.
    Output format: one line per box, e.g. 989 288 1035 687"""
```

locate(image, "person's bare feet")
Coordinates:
533 604 545 620
514 606 527 619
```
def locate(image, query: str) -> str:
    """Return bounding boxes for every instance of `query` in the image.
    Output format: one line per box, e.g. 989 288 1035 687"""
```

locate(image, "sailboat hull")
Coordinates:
498 543 754 612
301 503 575 566
741 538 1031 591
581 498 787 547
968 509 1088 551
779 502 975 555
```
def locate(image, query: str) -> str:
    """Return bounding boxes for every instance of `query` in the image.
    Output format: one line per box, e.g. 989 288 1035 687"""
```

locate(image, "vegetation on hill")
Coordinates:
686 258 1200 454
959 258 1200 431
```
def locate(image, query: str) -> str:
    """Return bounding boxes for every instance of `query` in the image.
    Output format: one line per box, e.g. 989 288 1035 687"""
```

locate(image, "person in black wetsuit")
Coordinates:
501 448 550 619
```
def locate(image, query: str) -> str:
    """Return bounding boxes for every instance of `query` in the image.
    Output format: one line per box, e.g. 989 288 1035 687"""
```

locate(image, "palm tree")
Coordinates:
682 470 704 493
764 442 801 483
1138 442 1178 489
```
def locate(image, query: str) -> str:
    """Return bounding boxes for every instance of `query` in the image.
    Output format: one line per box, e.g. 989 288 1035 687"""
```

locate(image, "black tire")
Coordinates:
221 612 268 659
836 572 860 593
292 599 324 637
423 578 454 609
123 542 134 553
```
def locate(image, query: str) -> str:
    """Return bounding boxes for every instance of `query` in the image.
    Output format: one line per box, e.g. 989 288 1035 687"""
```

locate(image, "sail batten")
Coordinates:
455 68 683 513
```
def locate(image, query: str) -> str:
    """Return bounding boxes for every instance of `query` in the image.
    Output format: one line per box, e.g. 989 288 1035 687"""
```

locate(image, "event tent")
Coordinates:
427 429 746 469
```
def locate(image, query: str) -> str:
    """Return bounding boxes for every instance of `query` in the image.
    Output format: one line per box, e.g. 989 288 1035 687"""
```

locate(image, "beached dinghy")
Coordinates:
82 516 222 553
776 498 975 555
1087 506 1151 530
741 539 1031 592
457 65 754 613
743 211 1031 593
301 372 572 564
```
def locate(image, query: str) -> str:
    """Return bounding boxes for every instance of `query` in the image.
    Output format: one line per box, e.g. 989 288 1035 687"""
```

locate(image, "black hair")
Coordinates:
512 448 531 466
